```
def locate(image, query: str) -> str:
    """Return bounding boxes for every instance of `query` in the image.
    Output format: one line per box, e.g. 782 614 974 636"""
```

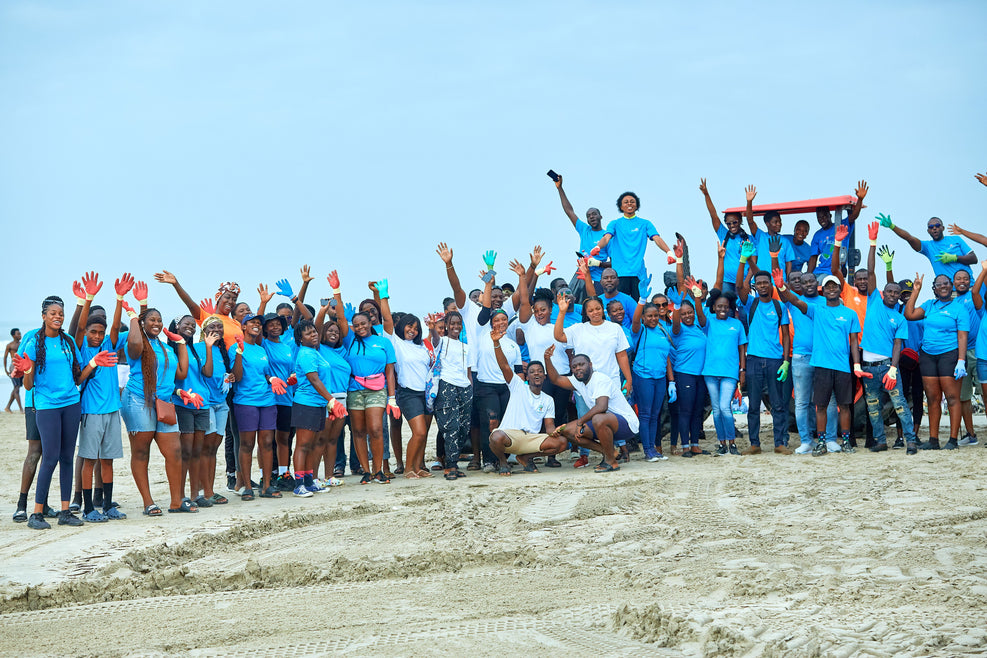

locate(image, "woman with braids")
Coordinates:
229 313 286 500
198 318 231 505
119 294 191 516
670 275 709 457
169 315 210 508
430 310 472 480
16 296 116 530
261 312 297 491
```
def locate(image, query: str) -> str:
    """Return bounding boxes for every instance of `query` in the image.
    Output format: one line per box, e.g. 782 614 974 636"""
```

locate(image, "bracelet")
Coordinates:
493 342 502 350
446 265 454 270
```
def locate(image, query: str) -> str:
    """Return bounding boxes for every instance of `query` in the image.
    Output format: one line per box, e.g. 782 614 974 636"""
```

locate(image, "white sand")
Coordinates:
1 410 986 656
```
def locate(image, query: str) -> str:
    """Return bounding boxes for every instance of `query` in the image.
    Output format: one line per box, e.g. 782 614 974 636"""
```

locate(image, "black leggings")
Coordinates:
900 362 924 428
35 402 81 506
474 381 509 464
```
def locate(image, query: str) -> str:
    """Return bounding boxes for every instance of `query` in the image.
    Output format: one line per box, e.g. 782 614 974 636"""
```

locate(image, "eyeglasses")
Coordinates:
928 223 943 229
655 302 668 307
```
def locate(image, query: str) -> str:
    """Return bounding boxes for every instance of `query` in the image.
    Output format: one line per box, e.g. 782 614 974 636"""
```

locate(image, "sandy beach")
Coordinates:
0 409 985 657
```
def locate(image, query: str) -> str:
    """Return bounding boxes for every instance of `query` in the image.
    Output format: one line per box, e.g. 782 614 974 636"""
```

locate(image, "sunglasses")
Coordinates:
928 223 943 229
655 302 669 307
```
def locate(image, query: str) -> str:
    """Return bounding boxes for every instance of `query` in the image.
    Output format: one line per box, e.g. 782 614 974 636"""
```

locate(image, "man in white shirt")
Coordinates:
543 348 640 473
488 329 565 475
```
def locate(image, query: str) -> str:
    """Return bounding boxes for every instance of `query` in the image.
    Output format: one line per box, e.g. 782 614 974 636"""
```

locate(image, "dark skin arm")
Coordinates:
154 270 203 321
807 253 819 275
554 176 580 227
971 261 987 310
714 240 726 291
890 224 923 253
744 185 757 236
850 333 862 368
846 180 868 224
380 295 394 336
542 345 574 390
776 283 809 315
125 315 143 359
947 224 983 262
202 334 217 378
306 371 335 404
291 265 314 325
437 242 466 308
903 274 925 321
490 328 518 383
700 178 722 232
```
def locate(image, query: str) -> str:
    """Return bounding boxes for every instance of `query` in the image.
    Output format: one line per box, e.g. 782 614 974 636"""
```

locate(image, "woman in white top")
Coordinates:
554 294 633 395
430 311 472 480
380 289 434 480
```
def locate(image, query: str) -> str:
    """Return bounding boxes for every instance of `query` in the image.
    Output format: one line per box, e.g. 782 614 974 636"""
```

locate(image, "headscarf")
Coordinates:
215 282 241 301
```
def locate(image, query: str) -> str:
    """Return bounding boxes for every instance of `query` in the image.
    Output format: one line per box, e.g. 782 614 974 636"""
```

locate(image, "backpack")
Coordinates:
748 297 784 329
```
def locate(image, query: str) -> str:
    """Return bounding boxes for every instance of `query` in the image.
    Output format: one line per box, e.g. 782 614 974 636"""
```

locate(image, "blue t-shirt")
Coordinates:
602 291 637 329
701 317 747 380
174 342 214 409
127 340 179 401
80 335 127 414
196 342 229 406
550 304 583 328
343 333 396 391
920 237 972 281
804 302 861 372
604 215 659 280
575 220 610 281
788 294 824 356
17 328 40 408
953 291 981 350
810 222 854 276
229 342 275 407
860 291 909 358
318 344 352 394
263 338 296 406
672 321 706 376
716 225 749 285
752 230 796 274
293 346 332 407
786 236 812 272
24 333 82 410
741 295 790 359
919 299 970 355
632 324 673 379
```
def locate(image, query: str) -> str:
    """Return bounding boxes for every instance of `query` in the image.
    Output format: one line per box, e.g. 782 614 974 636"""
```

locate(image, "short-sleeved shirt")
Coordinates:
575 220 610 281
565 321 630 386
953 291 981 350
716 226 749 285
804 302 862 372
293 346 333 407
385 331 433 392
228 342 275 406
519 318 570 375
549 304 583 328
752 230 796 274
567 371 639 434
197 342 230 406
860 292 909 359
474 332 521 384
604 215 659 280
787 295 823 356
672 321 707 376
24 334 82 410
919 299 970 355
127 340 180 402
342 333 396 391
741 296 790 359
786 236 812 272
602 291 637 329
840 283 869 330
978 307 987 355
500 374 555 434
80 334 127 414
263 339 296 405
920 237 973 280
701 317 747 379
194 310 243 350
631 324 673 380
317 344 351 394
435 336 470 387
810 222 854 276
16 328 40 408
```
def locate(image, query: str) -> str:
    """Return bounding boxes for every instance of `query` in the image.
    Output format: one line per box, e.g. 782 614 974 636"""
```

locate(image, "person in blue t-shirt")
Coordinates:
879 214 976 280
700 282 747 455
169 315 214 509
786 220 812 272
904 273 970 450
747 198 797 279
806 181 868 277
261 312 297 492
701 178 750 293
585 268 636 330
590 191 674 298
198 318 232 506
11 326 47 524
776 272 862 456
951 269 983 445
671 272 708 456
552 174 611 286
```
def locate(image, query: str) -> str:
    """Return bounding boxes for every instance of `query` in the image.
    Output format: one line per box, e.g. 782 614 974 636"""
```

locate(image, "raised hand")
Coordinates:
544 345 556 359
876 213 894 229
122 301 138 320
835 225 849 243
882 366 898 391
114 273 135 300
674 237 685 260
204 333 219 348
436 242 453 265
12 353 34 375
235 334 245 353
912 273 923 293
868 221 879 244
482 250 497 271
739 240 756 263
199 297 216 315
772 268 786 290
133 281 148 305
72 280 86 305
154 270 178 286
745 185 757 203
270 377 287 396
508 259 526 277
275 278 294 299
768 235 782 257
300 264 313 283
489 327 506 343
638 274 652 301
529 245 544 268
699 177 709 196
716 239 726 260
374 279 389 300
344 302 356 322
877 246 894 271
947 223 964 236
327 270 340 293
162 327 185 344
286 373 298 386
257 283 273 304
536 260 556 276
575 257 587 281
976 171 987 187
556 291 570 313
855 180 869 200
82 271 102 300
89 351 118 368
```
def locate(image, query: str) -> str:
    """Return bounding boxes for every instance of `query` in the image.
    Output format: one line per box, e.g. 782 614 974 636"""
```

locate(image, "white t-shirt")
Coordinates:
500 373 555 434
519 317 571 375
437 336 471 388
568 371 640 434
458 300 482 370
475 331 521 384
565 321 629 385
385 331 432 391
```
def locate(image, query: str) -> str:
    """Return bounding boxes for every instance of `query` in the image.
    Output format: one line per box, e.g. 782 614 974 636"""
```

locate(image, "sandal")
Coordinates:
593 462 619 473
168 499 199 513
383 470 396 480
209 493 229 505
444 469 458 481
405 471 422 479
333 468 345 479
240 489 255 501
143 504 163 516
417 469 433 478
522 461 539 474
466 460 481 471
455 470 466 478
498 465 512 476
394 466 405 475
259 486 282 499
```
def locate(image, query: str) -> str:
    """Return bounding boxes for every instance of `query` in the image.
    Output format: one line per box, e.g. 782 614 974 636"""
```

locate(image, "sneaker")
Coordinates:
359 473 373 485
68 501 81 513
573 455 590 469
104 507 127 520
293 485 313 498
373 471 391 484
906 442 918 455
774 445 793 455
795 442 813 455
57 510 84 527
840 439 855 454
826 440 842 453
276 474 295 492
306 483 327 494
681 451 694 458
869 443 888 452
12 509 27 523
27 513 50 530
715 445 728 456
83 509 109 523
812 439 828 457
892 437 905 449
919 439 940 450
944 439 959 450
958 434 979 446
323 477 344 487
226 473 237 491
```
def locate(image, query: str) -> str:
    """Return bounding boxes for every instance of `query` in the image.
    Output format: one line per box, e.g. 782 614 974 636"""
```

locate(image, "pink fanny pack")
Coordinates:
353 373 386 391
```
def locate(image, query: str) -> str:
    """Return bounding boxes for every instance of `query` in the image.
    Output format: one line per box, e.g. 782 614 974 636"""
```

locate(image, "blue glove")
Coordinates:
482 250 497 271
374 278 389 300
954 359 968 380
275 278 294 299
344 302 356 322
638 274 652 302
667 381 677 403
876 213 894 229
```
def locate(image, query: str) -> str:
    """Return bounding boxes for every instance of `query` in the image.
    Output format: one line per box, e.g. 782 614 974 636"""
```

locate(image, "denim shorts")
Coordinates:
208 403 230 435
120 388 179 434
977 358 987 382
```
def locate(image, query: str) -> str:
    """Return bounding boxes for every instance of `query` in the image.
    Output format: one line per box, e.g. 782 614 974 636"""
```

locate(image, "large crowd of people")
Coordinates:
6 171 987 530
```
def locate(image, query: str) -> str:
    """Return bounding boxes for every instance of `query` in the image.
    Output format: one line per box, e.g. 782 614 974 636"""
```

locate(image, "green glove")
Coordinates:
374 278 389 300
877 245 895 271
936 252 958 264
482 250 497 271
776 360 790 382
739 240 756 264
876 213 894 230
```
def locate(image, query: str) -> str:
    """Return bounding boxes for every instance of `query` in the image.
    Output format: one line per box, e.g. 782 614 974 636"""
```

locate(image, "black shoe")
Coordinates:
944 439 959 450
892 437 905 449
920 439 940 450
869 443 888 453
27 513 50 530
13 509 27 523
276 474 295 492
716 445 727 456
68 502 81 513
545 457 562 468
906 442 918 455
360 473 373 485
864 437 876 449
227 473 237 491
728 444 740 456
373 471 391 484
42 504 59 519
57 510 83 527
681 450 694 458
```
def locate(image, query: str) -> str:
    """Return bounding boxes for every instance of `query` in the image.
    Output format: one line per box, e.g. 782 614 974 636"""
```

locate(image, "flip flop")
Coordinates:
168 499 199 513
240 489 255 502
498 465 512 476
522 462 539 474
593 462 620 473
209 493 229 505
259 486 282 499
444 470 458 481
143 504 163 516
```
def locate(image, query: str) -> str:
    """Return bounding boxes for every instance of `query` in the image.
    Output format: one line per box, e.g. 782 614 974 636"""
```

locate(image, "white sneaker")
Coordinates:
826 440 842 453
646 455 662 463
795 442 814 455
958 434 978 446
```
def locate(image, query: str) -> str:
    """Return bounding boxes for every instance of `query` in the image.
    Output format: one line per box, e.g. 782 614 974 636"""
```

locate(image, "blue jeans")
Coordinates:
747 355 790 447
674 372 705 447
792 354 837 443
862 361 917 444
705 375 737 442
633 373 667 456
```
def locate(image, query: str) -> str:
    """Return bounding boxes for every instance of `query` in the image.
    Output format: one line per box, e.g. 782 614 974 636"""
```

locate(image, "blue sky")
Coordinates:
2 1 985 324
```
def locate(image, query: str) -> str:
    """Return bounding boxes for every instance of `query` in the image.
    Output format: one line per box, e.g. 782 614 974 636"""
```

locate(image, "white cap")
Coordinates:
820 275 841 288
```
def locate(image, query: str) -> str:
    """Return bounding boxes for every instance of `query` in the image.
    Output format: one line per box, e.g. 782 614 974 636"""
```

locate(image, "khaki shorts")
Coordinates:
499 429 549 455
961 347 979 402
346 388 386 411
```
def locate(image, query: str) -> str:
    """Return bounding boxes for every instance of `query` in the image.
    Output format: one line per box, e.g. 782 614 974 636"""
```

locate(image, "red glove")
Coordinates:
82 271 102 300
270 377 287 396
667 253 677 265
177 389 193 406
853 365 873 379
162 328 185 344
835 225 849 243
386 396 401 419
868 221 879 242
235 335 245 352
772 268 786 290
133 280 148 305
589 246 600 257
882 366 898 391
576 257 587 281
90 351 118 368
536 260 555 276
179 389 204 409
328 398 348 419
122 301 138 320
13 353 34 375
327 270 340 292
733 386 742 402
72 280 86 305
199 297 215 316
286 373 298 386
114 273 135 300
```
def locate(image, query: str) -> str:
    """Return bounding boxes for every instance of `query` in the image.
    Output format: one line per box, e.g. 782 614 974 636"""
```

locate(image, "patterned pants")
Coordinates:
434 381 473 469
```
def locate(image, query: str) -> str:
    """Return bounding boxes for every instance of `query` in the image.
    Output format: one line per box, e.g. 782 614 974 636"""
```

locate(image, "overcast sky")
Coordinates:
2 0 985 324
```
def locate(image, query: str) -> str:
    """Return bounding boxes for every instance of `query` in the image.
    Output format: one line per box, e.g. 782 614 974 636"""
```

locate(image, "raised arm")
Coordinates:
110 273 133 347
292 265 314 325
846 180 869 224
554 175 580 227
903 274 925 320
831 225 850 286
67 280 85 339
541 345 573 391
877 245 896 285
376 279 393 335
865 222 879 294
773 269 808 315
326 270 347 340
256 283 273 317
700 178 722 232
877 213 922 253
124 304 143 359
154 270 203 320
509 260 532 324
744 185 758 236
579 259 597 297
737 239 755 303
437 242 466 308
713 240 726 291
972 261 987 310
632 274 651 334
490 327 517 383
976 170 987 188
947 223 986 260
553 292 571 343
